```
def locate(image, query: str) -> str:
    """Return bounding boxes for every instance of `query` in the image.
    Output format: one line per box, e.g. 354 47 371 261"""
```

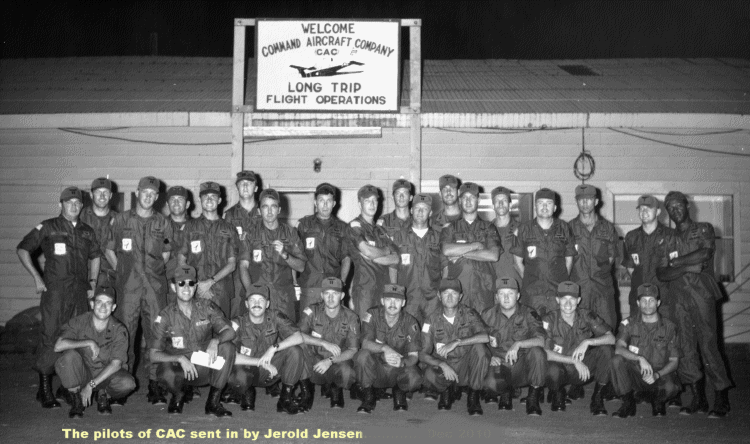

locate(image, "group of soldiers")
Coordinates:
17 171 733 420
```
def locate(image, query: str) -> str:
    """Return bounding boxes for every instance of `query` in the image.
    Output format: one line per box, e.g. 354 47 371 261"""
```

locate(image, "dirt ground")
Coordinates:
1 345 747 444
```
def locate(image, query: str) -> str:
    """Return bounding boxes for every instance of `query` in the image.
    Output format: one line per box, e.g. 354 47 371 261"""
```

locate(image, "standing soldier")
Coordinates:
225 170 262 317
391 194 444 323
378 179 413 238
441 182 501 314
512 188 577 317
239 189 306 321
490 186 522 289
656 191 732 418
430 174 462 233
569 184 620 329
297 183 351 310
346 185 399 319
105 176 174 405
165 185 190 306
80 177 117 287
179 182 239 317
17 186 101 408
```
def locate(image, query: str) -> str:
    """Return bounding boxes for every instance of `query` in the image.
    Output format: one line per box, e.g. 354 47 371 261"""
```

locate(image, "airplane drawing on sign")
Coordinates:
289 61 364 78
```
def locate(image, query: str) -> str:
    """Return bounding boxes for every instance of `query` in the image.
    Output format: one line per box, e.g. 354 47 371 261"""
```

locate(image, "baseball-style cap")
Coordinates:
535 188 556 202
236 170 257 184
439 174 459 189
174 265 197 282
491 186 512 203
664 191 688 206
167 186 188 200
138 176 161 192
357 185 378 200
575 184 597 199
259 188 280 203
413 193 433 208
636 195 659 209
458 182 479 197
60 186 83 202
199 181 221 197
315 182 336 197
496 276 519 291
94 286 117 302
439 278 462 293
246 283 271 299
392 179 412 194
321 277 343 292
557 281 580 298
91 177 112 192
382 284 406 300
637 283 660 299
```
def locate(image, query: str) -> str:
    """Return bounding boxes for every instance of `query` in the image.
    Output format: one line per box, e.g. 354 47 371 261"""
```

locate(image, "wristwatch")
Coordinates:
272 343 279 350
327 356 334 363
89 380 97 388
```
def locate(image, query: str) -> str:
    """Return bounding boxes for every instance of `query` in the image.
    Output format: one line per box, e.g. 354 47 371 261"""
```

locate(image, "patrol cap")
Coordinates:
439 278 462 293
199 181 221 197
93 286 117 303
413 193 433 208
138 176 161 192
321 277 344 292
496 276 519 291
458 182 479 197
315 182 336 197
637 283 660 300
636 194 659 209
246 283 271 300
91 177 112 192
392 179 412 194
174 265 197 282
439 174 459 189
60 186 83 202
491 186 512 203
382 284 406 300
259 188 280 203
357 185 378 201
236 170 257 184
535 188 556 202
557 281 580 298
166 186 188 200
575 184 597 199
664 191 688 206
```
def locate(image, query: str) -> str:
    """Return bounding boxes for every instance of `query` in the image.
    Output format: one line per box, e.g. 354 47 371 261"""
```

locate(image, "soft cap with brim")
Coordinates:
167 186 188 199
439 278 462 293
392 179 412 194
91 177 112 192
138 176 161 192
557 281 580 297
321 277 343 291
174 265 197 282
94 286 117 302
496 276 519 291
382 284 406 299
357 185 378 200
439 174 458 189
259 188 280 203
315 182 336 197
199 181 221 197
60 186 83 202
636 195 659 209
637 283 660 299
575 184 597 199
246 283 270 299
458 182 479 197
535 188 556 202
413 193 433 208
491 186 512 203
236 170 257 183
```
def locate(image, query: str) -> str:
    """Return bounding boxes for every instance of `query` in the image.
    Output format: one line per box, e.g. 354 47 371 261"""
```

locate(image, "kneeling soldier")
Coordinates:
482 277 547 415
150 265 236 416
544 281 615 415
54 287 135 418
610 283 680 417
354 284 423 413
299 277 360 410
420 278 490 416
229 283 304 414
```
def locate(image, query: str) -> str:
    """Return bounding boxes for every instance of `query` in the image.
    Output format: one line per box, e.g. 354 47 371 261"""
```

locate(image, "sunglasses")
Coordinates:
177 280 197 287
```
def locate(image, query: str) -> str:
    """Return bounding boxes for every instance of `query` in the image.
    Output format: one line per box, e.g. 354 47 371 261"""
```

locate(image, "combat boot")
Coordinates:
437 384 454 410
375 387 392 400
668 392 682 408
147 380 167 405
550 388 566 412
467 388 483 416
350 382 362 400
277 384 300 415
266 381 281 398
526 386 542 416
568 384 584 400
297 379 314 412
652 389 667 417
612 391 636 418
356 387 376 414
55 385 73 405
36 373 61 409
498 390 513 411
590 383 608 416
680 381 709 415
205 385 232 417
96 390 112 415
393 386 408 411
330 383 345 409
69 390 85 418
168 390 186 414
707 389 730 419
241 387 256 411
221 386 241 405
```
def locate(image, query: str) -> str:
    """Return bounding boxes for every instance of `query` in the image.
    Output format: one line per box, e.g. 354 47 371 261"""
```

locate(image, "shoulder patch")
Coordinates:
621 319 629 326
35 224 43 231
376 219 384 226
362 312 372 323
155 316 162 324
350 221 361 228
232 321 240 331
303 307 313 316
422 323 431 333
543 321 549 330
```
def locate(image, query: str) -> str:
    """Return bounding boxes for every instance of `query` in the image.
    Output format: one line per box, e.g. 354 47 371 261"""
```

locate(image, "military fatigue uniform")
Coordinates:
441 218 502 314
354 307 423 392
151 299 236 393
511 219 577 316
79 206 117 287
492 218 522 290
299 302 360 389
55 312 135 399
622 223 673 318
543 308 613 389
18 216 100 374
297 215 348 310
421 304 490 391
429 208 461 234
482 304 547 393
224 203 262 317
165 217 188 306
569 217 620 328
180 215 240 316
377 211 411 239
610 314 680 400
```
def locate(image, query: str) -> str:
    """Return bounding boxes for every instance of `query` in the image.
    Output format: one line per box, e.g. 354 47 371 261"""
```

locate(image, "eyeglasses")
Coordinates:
177 280 197 287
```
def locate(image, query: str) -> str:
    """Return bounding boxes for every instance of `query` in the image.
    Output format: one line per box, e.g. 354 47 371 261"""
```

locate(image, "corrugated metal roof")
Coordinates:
1 57 748 115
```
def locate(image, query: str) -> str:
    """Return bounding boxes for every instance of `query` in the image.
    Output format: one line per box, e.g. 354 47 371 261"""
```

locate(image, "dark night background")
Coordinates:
2 0 750 60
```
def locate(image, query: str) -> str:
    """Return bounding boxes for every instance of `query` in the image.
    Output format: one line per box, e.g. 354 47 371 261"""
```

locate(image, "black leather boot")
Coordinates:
330 383 345 409
168 390 186 414
147 380 167 405
357 387 376 414
37 373 61 409
321 383 331 399
393 386 408 411
297 380 314 412
96 390 112 415
437 385 454 410
550 388 566 412
222 386 241 405
590 383 608 416
526 386 542 416
69 390 85 418
205 385 232 417
350 382 362 400
680 381 709 415
568 384 584 400
375 387 392 400
467 388 483 416
241 387 256 411
707 389 731 419
498 389 513 411
612 391 636 418
55 385 73 405
668 392 682 408
277 384 300 415
266 381 281 398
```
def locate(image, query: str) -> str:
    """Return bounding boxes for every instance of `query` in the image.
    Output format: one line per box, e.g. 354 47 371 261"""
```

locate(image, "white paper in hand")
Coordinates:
191 351 225 370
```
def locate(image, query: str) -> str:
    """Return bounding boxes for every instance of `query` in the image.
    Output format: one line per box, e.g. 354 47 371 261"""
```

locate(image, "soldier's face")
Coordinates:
495 288 520 310
576 197 598 215
638 296 660 316
393 188 411 209
173 279 197 302
236 180 257 199
261 197 280 224
460 193 478 215
200 193 221 213
168 196 188 217
638 205 659 224
556 295 580 315
321 289 343 309
535 198 556 218
439 289 462 309
90 296 115 320
92 188 112 209
411 202 432 225
136 188 158 211
359 195 378 218
61 198 83 220
381 296 405 315
440 185 457 206
493 195 510 217
315 193 336 219
665 200 689 224
245 294 269 318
